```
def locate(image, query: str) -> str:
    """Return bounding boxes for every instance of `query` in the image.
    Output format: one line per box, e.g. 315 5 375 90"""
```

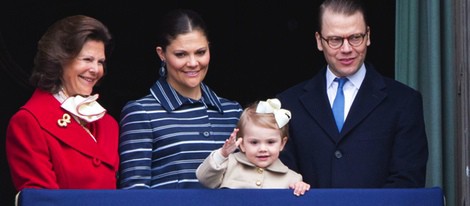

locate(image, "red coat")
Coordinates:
6 89 119 191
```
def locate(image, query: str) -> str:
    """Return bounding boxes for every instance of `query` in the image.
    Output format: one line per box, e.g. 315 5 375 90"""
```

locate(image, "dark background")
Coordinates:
0 0 395 205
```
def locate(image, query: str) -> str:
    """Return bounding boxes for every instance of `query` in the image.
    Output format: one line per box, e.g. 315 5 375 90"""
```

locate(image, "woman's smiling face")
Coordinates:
157 30 210 99
61 40 105 96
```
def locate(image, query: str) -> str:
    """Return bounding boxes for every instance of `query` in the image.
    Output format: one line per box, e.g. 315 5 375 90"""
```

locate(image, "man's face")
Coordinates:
315 9 370 77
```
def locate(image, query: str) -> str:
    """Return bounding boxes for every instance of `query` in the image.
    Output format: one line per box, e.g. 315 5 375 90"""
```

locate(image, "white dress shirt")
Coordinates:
326 64 366 121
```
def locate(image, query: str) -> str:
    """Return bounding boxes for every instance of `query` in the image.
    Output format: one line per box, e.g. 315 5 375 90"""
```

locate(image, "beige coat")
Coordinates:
196 151 302 189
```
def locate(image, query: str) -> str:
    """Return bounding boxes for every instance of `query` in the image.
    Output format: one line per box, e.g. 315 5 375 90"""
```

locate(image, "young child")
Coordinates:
196 98 310 196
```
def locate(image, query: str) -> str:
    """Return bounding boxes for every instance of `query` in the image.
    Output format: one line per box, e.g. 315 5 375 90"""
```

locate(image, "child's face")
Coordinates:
239 123 287 168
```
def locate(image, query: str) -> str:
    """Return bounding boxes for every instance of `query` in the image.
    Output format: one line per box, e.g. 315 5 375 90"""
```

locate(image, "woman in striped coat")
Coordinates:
118 9 242 189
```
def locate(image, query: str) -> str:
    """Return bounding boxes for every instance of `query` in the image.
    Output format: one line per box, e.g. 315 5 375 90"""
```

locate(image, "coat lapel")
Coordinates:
341 65 387 137
299 69 341 143
24 89 116 167
297 65 388 143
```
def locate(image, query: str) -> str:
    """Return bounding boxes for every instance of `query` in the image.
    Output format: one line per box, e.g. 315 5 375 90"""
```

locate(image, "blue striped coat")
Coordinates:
118 78 242 189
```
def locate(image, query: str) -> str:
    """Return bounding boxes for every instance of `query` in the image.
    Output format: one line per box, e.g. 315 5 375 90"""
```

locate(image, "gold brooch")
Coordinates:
57 113 71 127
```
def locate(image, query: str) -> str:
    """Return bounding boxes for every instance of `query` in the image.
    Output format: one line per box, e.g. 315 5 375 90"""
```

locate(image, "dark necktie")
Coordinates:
332 78 348 131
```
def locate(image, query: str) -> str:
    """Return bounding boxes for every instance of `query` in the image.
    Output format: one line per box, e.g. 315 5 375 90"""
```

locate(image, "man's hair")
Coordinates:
318 0 368 32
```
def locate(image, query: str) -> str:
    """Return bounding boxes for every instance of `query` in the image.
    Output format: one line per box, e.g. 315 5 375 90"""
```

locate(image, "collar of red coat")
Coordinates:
20 89 117 167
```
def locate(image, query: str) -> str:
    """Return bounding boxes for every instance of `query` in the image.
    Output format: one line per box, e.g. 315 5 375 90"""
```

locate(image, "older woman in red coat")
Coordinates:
6 15 119 191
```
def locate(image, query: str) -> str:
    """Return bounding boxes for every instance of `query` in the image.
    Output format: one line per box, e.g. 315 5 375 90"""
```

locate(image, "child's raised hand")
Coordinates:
289 181 310 196
220 128 241 158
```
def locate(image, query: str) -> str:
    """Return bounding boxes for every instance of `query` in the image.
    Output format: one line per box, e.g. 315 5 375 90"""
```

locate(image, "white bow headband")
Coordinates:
255 98 291 128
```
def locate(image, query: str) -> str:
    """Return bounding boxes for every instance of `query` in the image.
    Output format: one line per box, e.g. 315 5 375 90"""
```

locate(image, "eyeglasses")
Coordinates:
319 31 368 49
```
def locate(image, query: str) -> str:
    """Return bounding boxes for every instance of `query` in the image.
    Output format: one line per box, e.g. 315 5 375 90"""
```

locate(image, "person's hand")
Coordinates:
289 181 310 196
220 128 241 158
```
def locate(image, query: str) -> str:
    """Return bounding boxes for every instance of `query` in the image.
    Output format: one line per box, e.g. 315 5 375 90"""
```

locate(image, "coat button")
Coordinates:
256 180 261 186
256 168 264 174
93 157 101 166
334 150 343 159
202 131 210 137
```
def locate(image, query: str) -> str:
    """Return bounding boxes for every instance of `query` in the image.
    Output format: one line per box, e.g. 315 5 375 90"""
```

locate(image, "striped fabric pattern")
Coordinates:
119 78 242 189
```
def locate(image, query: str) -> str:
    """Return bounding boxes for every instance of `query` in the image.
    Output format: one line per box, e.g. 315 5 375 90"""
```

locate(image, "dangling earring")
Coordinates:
159 61 166 77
